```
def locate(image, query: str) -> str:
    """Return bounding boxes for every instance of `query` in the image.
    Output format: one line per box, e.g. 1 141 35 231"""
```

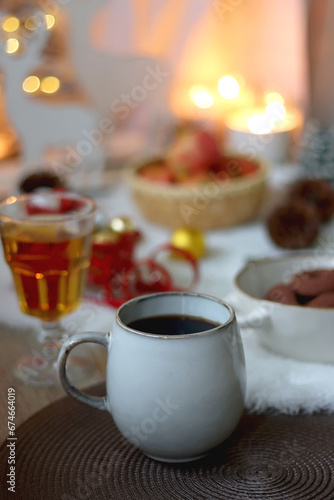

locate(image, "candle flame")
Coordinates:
247 114 272 135
218 76 240 100
265 92 284 105
266 101 286 122
248 100 287 134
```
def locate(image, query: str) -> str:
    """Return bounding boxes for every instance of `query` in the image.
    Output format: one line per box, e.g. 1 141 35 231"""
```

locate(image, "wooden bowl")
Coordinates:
125 156 269 230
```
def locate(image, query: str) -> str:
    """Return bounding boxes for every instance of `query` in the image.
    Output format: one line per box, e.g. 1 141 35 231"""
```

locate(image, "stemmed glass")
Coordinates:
0 191 97 386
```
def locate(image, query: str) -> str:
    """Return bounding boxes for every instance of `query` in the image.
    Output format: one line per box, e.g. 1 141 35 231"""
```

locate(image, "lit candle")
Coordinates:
170 75 254 132
224 98 302 163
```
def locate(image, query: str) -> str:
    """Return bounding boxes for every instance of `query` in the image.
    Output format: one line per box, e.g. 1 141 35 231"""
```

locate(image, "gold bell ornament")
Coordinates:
171 228 206 260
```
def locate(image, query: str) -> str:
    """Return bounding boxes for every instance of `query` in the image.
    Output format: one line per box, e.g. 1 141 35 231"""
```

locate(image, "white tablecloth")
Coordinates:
1 163 334 414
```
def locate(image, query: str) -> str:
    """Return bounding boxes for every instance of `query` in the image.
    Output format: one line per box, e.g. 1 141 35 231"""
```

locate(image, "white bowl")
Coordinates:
230 252 334 364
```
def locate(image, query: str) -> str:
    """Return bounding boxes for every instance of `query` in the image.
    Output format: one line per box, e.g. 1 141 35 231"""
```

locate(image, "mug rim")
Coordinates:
116 291 236 339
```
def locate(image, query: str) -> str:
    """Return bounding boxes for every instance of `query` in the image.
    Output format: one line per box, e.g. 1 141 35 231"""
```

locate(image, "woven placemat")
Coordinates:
1 384 334 500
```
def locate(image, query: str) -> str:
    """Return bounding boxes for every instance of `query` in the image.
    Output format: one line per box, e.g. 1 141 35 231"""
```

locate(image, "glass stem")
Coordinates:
38 320 66 344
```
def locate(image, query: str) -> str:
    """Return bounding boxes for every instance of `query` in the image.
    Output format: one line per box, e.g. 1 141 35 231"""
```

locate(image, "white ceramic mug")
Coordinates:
58 292 246 463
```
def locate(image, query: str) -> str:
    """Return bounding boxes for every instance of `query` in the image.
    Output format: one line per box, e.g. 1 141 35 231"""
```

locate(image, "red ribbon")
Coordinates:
86 243 199 308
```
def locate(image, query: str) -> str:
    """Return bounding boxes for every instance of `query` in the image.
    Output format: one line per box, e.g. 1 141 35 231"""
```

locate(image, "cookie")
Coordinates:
289 269 334 297
306 291 334 308
264 284 299 305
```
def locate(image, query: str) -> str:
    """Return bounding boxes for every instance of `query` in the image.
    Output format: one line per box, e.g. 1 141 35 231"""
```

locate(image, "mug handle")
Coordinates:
58 331 110 411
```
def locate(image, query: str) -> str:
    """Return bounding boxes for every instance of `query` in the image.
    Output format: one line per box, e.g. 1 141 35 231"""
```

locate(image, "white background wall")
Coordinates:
91 0 308 111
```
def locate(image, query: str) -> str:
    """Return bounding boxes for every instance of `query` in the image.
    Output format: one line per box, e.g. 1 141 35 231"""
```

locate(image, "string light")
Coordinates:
25 15 41 31
40 76 60 94
5 38 20 54
45 14 55 29
22 76 41 93
2 16 20 33
25 14 55 31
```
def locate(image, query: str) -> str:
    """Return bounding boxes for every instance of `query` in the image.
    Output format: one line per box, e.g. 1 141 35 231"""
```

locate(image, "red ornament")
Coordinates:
88 229 141 289
87 239 199 309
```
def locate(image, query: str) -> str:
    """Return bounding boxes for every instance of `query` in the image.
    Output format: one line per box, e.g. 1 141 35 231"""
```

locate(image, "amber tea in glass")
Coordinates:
2 228 92 322
0 192 96 386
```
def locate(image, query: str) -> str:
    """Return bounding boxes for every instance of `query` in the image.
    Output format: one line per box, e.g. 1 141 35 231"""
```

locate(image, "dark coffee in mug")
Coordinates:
127 314 219 336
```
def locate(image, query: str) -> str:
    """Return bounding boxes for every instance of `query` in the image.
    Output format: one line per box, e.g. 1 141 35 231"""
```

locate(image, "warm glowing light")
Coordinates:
226 106 302 136
110 217 136 233
191 88 214 109
35 273 44 280
0 132 14 160
45 14 56 29
40 76 60 94
6 196 17 205
265 92 285 105
194 91 213 109
247 114 272 135
265 101 286 122
2 16 20 33
25 15 41 31
6 38 20 54
218 76 240 100
22 76 41 93
247 101 286 134
189 85 206 101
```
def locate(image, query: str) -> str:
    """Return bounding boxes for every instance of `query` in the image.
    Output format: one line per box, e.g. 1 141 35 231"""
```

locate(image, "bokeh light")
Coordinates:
190 86 214 109
40 76 60 94
45 14 56 29
247 114 272 135
2 17 20 33
264 92 284 105
218 76 240 99
25 15 41 31
22 76 41 93
6 38 20 54
265 101 286 122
